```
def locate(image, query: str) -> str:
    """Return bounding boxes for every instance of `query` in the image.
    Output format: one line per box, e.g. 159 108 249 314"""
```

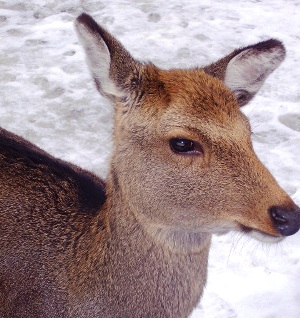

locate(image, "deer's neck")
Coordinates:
70 175 211 317
98 180 211 317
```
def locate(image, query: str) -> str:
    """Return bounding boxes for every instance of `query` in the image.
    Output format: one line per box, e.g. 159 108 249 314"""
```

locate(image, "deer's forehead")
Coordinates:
171 73 238 110
144 69 239 119
155 72 250 142
159 106 250 141
161 84 240 128
126 67 247 139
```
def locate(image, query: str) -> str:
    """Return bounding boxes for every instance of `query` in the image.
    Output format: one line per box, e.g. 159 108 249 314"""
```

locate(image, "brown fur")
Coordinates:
0 13 299 318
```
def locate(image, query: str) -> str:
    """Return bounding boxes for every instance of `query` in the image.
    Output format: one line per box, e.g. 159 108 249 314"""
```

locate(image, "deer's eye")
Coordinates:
169 138 202 155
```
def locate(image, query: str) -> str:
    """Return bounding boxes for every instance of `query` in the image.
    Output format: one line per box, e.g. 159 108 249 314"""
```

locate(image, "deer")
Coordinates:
0 12 299 318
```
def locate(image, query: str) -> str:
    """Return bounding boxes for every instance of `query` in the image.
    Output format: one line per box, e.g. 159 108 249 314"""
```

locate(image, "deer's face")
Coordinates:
76 14 300 248
113 67 299 244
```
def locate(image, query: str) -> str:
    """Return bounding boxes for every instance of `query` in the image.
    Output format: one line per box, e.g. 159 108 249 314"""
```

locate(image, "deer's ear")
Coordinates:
75 13 140 100
204 39 286 106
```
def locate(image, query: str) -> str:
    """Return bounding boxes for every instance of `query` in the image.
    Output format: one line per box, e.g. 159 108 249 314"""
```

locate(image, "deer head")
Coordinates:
76 14 300 251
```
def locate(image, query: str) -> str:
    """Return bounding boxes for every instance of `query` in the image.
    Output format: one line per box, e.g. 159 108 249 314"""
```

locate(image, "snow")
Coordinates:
0 1 300 317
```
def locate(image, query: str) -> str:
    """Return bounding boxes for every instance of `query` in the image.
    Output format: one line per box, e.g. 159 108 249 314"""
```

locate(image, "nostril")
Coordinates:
269 206 300 236
270 208 288 225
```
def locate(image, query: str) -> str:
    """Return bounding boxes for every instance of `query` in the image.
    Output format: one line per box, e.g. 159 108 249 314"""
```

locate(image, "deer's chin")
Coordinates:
240 225 284 244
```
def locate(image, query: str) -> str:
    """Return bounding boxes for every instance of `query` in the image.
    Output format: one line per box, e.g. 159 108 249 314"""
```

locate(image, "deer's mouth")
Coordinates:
240 224 284 243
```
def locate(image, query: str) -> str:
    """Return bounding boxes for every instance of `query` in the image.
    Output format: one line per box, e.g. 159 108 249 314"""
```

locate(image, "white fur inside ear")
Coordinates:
224 47 284 94
75 21 123 97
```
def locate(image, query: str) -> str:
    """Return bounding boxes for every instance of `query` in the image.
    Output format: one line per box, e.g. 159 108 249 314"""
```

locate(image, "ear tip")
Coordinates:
253 38 286 60
76 13 94 24
75 13 99 33
263 38 286 52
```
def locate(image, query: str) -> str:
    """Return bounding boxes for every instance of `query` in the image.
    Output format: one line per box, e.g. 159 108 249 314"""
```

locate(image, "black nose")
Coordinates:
269 206 300 236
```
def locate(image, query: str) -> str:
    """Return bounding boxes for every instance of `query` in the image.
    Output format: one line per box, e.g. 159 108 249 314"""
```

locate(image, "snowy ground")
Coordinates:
1 1 300 317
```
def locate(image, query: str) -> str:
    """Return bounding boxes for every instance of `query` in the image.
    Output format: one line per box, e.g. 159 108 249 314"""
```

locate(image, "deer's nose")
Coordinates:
269 205 300 236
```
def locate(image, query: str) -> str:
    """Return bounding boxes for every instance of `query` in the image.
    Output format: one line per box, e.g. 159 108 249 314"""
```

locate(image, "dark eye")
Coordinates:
169 138 202 155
